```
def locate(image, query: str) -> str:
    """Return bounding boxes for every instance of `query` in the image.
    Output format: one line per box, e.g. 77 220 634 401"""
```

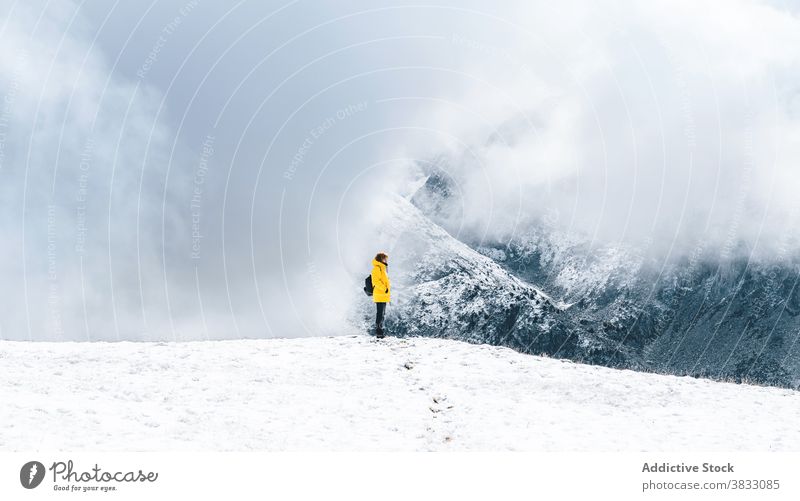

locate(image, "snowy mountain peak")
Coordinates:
361 194 576 356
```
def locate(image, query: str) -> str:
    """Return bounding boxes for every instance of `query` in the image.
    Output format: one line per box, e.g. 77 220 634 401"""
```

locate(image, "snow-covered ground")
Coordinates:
1 335 797 451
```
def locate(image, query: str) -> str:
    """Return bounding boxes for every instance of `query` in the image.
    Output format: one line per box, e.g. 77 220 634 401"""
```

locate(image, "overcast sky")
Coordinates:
1 0 799 341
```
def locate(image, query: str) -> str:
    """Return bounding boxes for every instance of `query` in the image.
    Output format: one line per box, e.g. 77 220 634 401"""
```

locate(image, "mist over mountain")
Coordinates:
3 0 800 375
360 0 800 388
368 163 800 388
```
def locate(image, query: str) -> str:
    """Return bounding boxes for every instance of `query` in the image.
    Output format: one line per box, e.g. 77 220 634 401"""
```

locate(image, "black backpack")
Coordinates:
363 275 373 296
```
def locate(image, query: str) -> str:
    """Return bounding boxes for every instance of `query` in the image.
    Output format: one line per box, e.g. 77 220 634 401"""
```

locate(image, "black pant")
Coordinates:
375 302 387 335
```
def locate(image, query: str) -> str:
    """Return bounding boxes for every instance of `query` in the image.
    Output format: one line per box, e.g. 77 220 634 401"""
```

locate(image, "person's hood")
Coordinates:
372 259 386 270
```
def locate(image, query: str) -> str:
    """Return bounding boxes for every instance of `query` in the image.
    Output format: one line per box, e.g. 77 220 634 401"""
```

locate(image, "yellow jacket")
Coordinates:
371 259 390 302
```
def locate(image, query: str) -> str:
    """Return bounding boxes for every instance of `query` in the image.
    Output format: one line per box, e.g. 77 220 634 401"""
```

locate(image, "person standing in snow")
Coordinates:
371 252 391 338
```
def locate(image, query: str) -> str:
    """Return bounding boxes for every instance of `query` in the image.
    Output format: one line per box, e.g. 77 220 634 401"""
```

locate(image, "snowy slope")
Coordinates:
1 336 798 451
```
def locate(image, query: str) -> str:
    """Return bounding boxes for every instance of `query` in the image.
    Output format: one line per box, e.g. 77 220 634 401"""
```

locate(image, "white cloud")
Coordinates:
400 0 800 259
0 1 193 340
